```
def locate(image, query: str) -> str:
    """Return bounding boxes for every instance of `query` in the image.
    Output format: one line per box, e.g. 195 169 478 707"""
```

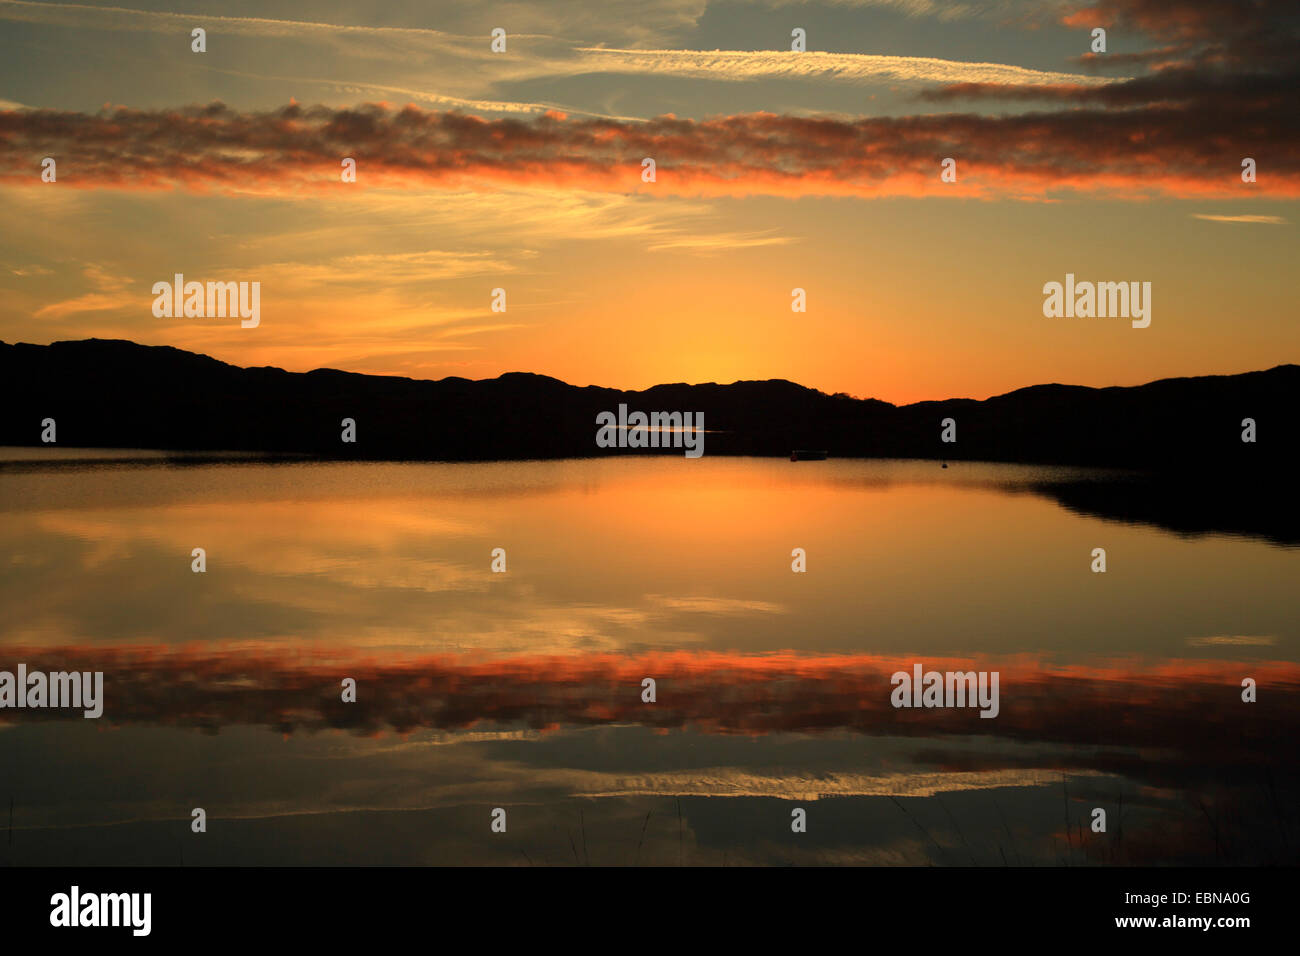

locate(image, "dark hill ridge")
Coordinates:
1 338 1295 469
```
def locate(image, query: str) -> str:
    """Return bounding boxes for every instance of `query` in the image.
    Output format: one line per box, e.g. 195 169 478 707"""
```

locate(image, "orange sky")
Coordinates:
0 0 1296 403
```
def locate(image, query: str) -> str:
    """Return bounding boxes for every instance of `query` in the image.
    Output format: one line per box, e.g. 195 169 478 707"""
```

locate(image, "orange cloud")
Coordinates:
3 645 1295 751
2 100 1296 201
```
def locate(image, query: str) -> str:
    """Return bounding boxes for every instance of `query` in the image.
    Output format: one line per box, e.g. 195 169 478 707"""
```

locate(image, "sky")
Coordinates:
0 0 1296 404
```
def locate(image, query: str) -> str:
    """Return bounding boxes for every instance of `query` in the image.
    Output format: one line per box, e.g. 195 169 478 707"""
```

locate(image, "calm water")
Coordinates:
1 452 1297 865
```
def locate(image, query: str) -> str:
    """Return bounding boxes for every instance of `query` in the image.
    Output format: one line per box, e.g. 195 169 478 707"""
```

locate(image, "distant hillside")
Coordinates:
1 338 1295 470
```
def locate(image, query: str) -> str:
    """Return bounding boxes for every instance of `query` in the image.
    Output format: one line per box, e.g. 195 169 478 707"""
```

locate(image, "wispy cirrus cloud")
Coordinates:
0 0 486 55
569 47 1120 87
646 231 798 253
1187 634 1278 645
1191 214 1288 225
32 261 135 319
484 44 1119 102
0 0 1116 104
265 248 532 287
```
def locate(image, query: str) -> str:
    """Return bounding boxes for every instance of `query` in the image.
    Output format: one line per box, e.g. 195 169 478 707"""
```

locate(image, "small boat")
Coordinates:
790 450 828 461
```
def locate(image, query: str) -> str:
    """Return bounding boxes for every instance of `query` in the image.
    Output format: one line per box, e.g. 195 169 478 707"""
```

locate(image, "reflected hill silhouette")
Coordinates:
1033 473 1300 547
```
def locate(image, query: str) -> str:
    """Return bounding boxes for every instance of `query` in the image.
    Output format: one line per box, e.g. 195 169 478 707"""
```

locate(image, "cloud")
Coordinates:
0 0 484 58
0 0 1117 104
4 645 1296 767
647 595 789 613
1191 214 1288 224
1 1 1294 206
33 291 136 319
196 66 646 121
1059 0 1300 66
579 766 1095 799
570 47 1120 88
3 100 1296 201
922 0 1299 113
0 0 1051 57
265 248 531 287
920 63 1299 108
31 260 136 319
646 231 798 253
1186 634 1278 645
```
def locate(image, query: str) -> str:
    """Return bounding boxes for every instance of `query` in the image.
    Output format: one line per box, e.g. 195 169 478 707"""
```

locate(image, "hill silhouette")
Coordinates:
1 338 1295 471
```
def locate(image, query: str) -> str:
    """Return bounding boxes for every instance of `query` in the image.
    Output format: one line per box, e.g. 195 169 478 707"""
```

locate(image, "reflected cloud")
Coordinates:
1188 635 1276 647
648 595 787 615
4 645 1294 749
579 767 1104 799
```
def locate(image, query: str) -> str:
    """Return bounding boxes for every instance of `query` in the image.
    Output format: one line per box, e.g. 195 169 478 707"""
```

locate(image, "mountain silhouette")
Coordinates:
1 338 1295 471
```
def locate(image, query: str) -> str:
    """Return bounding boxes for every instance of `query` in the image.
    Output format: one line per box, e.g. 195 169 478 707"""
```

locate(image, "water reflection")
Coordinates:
1 454 1296 865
